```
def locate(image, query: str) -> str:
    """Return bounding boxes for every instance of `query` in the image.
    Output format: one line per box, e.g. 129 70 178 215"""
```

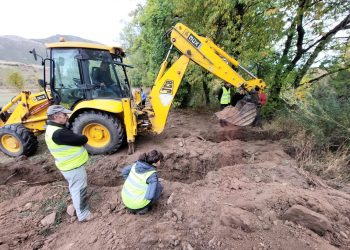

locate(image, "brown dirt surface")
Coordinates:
1 109 350 250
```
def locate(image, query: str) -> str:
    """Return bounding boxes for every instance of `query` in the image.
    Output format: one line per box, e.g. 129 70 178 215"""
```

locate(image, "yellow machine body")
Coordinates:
146 23 267 134
0 91 51 131
0 22 266 157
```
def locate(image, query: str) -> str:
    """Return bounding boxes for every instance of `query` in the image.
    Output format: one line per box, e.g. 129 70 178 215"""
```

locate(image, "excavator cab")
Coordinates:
44 42 135 155
0 42 136 157
48 45 131 109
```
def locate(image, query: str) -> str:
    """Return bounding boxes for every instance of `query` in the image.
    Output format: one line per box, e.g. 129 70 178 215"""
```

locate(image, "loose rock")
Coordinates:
339 231 348 239
31 240 44 250
172 209 183 222
24 202 33 210
40 212 56 226
282 205 332 236
232 234 242 240
220 207 258 232
182 132 191 138
66 204 75 217
187 243 194 250
69 216 77 223
167 193 175 205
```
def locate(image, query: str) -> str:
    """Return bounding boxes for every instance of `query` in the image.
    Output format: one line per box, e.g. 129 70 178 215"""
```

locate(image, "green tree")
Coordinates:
121 0 350 110
270 0 350 103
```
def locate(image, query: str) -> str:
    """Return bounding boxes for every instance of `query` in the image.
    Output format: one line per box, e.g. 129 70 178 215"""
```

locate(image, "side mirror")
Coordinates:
30 49 38 61
38 79 46 88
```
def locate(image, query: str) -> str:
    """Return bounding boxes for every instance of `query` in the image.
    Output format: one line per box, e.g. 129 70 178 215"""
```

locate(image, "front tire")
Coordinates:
0 124 38 157
72 111 124 155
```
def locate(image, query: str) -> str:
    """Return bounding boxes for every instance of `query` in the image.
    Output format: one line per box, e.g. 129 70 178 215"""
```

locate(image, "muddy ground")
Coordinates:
0 109 350 250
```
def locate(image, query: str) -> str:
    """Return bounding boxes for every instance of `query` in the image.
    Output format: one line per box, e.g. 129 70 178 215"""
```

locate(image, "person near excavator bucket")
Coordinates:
232 87 245 107
217 83 233 110
250 87 263 128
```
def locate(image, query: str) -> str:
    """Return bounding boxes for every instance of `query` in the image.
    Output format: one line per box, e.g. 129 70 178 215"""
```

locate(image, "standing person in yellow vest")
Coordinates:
121 150 164 214
218 83 233 110
45 105 93 222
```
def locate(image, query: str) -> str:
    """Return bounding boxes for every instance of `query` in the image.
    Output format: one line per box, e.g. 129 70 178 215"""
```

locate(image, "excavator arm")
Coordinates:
147 23 266 133
169 23 266 90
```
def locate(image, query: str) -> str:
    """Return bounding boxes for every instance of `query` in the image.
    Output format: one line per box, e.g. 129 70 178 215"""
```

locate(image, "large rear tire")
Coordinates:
72 111 124 155
0 124 38 157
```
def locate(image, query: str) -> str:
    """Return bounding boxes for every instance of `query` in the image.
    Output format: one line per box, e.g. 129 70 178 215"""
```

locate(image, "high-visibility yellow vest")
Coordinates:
45 125 88 171
121 164 156 209
220 87 231 104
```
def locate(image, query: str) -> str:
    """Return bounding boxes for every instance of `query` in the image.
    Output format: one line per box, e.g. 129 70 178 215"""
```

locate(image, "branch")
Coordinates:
304 13 350 53
293 13 350 88
304 65 350 84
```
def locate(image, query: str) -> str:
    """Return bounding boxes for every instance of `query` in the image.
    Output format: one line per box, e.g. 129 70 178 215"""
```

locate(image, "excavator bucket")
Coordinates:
215 102 257 127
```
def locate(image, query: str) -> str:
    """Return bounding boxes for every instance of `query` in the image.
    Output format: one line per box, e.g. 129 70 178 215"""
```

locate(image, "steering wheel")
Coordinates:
72 77 81 86
93 82 108 90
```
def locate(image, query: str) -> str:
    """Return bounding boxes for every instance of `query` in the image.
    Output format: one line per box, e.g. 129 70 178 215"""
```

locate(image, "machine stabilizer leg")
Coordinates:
128 142 135 155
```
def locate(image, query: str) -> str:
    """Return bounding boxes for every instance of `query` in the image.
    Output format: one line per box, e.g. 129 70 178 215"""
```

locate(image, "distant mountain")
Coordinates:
33 35 98 44
0 35 99 65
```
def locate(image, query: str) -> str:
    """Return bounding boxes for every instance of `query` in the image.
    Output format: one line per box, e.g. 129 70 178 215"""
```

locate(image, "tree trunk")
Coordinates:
202 73 210 105
179 81 192 108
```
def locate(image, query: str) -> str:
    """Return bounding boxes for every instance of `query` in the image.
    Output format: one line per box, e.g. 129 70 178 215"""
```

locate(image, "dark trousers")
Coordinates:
252 106 262 127
220 104 229 110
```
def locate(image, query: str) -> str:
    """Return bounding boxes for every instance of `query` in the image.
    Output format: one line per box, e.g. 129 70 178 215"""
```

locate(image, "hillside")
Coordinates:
0 35 98 65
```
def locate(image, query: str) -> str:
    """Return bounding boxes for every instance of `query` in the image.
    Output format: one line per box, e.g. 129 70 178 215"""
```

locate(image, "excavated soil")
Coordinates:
0 109 350 250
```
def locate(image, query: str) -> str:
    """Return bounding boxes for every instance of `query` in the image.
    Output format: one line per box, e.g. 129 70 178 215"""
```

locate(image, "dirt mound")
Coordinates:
199 124 286 142
0 110 349 250
0 157 61 185
4 160 348 250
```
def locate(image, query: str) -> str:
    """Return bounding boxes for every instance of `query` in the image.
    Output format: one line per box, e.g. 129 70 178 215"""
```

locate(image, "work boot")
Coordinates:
136 207 149 215
80 212 95 222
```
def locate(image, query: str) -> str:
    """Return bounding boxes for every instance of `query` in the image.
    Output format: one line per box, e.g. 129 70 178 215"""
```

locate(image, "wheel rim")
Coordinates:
82 123 111 148
1 134 21 153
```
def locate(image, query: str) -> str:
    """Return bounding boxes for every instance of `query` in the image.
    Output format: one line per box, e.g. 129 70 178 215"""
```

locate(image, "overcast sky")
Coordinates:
0 0 145 45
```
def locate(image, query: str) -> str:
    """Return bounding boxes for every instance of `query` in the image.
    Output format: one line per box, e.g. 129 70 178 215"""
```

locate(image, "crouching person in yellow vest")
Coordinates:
45 105 93 222
121 150 164 214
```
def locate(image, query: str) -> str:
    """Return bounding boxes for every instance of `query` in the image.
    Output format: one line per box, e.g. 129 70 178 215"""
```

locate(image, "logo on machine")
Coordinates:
35 94 47 102
160 80 174 94
187 34 201 48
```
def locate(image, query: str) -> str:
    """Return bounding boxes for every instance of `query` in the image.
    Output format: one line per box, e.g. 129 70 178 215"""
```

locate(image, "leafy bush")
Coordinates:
281 82 350 149
266 75 350 183
265 108 350 182
7 71 24 90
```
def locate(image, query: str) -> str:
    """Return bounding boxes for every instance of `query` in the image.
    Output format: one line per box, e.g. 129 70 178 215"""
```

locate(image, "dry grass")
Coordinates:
295 134 350 182
265 116 350 183
263 115 301 135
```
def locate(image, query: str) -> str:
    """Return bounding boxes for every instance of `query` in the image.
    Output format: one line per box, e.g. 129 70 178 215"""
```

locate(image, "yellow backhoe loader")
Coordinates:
0 23 266 157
